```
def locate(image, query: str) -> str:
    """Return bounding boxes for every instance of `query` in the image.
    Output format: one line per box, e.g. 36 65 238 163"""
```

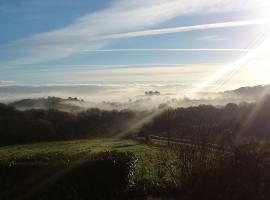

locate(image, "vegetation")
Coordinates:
1 95 270 199
145 91 161 96
0 103 142 145
0 139 270 199
0 139 158 199
140 94 270 144
0 139 151 162
1 95 270 147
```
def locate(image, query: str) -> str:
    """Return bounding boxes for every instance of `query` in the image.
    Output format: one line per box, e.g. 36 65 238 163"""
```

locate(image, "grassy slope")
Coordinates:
0 139 154 163
0 140 163 199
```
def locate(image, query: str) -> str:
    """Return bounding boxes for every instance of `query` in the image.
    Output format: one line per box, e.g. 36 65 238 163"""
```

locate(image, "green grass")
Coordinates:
0 139 178 200
0 139 172 187
0 139 155 163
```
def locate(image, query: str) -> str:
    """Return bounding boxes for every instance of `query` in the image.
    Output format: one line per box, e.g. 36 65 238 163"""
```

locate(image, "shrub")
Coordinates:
180 142 270 200
0 151 137 200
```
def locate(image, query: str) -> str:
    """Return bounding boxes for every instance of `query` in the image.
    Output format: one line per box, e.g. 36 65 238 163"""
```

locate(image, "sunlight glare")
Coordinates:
188 1 270 97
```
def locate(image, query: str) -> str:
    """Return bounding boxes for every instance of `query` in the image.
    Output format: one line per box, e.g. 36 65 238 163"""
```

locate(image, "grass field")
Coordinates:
0 139 156 163
1 139 268 199
0 139 159 199
0 139 171 199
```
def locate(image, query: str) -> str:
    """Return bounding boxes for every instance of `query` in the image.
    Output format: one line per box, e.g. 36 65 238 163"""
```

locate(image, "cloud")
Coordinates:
1 64 224 86
81 48 252 53
1 0 267 67
196 35 225 42
0 80 16 85
190 24 270 95
101 19 264 39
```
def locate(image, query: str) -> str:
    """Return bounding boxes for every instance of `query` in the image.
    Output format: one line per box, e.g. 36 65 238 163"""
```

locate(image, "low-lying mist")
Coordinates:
2 91 270 146
1 83 270 112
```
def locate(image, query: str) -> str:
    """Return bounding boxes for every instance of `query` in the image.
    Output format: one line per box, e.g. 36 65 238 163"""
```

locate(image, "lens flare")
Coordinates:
189 20 270 96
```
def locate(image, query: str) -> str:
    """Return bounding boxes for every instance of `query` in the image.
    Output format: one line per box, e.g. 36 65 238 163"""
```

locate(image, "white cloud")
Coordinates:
4 64 224 86
0 80 16 85
101 19 264 39
190 26 270 95
196 35 225 42
1 0 267 66
81 48 251 53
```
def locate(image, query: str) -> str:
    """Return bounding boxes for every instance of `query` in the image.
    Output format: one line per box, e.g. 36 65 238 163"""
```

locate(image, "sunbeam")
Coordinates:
189 24 270 96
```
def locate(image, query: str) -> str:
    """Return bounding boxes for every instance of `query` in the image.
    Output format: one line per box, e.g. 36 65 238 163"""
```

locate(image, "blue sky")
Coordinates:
0 0 270 92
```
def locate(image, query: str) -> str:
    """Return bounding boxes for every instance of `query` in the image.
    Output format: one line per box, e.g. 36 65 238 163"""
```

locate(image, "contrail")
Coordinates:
81 48 253 53
0 20 264 48
189 27 270 95
101 19 265 39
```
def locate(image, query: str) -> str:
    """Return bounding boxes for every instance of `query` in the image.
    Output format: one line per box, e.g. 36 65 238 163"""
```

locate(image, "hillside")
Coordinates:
9 96 83 112
223 84 270 100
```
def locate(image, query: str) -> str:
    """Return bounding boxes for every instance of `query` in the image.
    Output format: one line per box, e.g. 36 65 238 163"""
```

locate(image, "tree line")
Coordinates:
0 104 137 145
139 94 270 145
1 94 270 146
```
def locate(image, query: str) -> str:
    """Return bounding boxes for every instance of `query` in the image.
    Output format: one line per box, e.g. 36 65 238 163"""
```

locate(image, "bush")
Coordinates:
132 143 270 200
0 151 137 200
179 142 270 200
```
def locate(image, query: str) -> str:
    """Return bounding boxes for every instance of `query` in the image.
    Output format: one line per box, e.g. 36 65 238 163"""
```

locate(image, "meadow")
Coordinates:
0 139 152 163
1 138 270 200
0 139 173 200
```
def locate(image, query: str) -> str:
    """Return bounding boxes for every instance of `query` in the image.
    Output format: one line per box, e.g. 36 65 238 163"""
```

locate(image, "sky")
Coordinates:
1 0 270 101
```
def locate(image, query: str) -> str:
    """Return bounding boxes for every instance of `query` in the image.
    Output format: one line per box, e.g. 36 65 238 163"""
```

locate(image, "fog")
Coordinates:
1 83 269 111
